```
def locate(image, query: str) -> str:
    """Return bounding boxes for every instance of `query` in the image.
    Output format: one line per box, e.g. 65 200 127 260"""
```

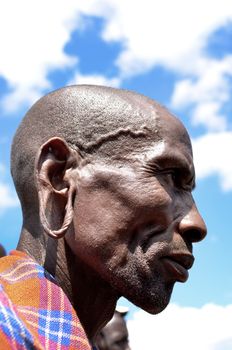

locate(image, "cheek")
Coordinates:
74 189 133 237
68 188 134 265
172 191 194 219
131 178 174 222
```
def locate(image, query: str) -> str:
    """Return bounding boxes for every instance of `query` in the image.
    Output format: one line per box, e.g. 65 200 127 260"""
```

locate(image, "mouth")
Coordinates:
161 253 195 283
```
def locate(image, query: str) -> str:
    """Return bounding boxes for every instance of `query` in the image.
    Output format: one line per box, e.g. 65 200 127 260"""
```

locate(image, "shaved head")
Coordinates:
11 85 180 217
9 85 206 341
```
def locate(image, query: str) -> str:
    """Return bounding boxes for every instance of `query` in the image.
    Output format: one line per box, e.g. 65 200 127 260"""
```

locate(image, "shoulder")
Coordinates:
0 251 92 349
0 251 48 348
0 284 43 349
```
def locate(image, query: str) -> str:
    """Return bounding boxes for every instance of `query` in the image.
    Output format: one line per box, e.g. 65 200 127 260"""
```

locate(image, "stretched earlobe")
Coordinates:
35 137 79 239
38 184 75 239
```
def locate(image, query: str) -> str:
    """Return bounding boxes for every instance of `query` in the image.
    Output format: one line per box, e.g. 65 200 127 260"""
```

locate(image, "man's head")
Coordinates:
96 309 131 350
11 85 206 315
0 244 6 258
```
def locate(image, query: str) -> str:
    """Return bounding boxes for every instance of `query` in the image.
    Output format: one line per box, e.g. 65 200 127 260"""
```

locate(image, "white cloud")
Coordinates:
1 87 45 114
1 0 232 114
192 102 227 132
192 132 232 191
0 183 19 211
69 72 120 88
0 164 5 174
0 164 18 211
0 0 231 190
128 304 232 350
0 0 119 112
172 57 232 107
0 0 81 112
98 0 232 74
171 56 232 131
82 0 232 133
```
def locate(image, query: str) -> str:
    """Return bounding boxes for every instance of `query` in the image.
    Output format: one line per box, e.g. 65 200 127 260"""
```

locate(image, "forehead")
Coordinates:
158 108 192 150
152 111 193 163
109 101 193 167
136 114 194 176
93 96 193 163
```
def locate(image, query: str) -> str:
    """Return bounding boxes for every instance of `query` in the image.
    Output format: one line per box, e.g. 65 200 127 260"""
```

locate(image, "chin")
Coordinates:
107 266 175 315
125 281 174 315
142 295 171 315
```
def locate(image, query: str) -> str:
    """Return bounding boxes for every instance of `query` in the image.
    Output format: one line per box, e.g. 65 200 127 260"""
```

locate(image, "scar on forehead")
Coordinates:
83 125 150 152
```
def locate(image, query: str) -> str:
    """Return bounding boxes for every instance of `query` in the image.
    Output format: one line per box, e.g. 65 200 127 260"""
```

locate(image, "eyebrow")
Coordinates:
148 151 193 169
144 151 196 188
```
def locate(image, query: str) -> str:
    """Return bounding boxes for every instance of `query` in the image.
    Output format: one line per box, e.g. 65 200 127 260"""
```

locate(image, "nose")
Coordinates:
178 203 207 243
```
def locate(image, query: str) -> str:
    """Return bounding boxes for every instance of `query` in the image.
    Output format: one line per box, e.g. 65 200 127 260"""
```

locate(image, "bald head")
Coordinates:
96 311 130 350
11 85 182 216
9 85 206 340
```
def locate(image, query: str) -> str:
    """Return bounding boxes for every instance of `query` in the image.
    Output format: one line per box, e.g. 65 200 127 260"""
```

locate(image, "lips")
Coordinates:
161 253 195 282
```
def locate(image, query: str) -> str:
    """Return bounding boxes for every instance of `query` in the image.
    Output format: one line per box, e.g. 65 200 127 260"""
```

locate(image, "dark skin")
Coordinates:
17 88 207 343
96 311 131 350
0 244 6 258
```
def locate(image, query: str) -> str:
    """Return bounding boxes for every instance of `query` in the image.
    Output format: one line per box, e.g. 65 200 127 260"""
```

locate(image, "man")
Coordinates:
0 244 6 258
96 308 131 350
0 85 206 349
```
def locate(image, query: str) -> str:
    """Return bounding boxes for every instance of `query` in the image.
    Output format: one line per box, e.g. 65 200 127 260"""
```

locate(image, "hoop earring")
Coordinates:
39 187 74 239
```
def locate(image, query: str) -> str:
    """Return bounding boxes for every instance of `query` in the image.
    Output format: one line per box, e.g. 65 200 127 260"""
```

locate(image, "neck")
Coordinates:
18 228 118 342
57 243 118 342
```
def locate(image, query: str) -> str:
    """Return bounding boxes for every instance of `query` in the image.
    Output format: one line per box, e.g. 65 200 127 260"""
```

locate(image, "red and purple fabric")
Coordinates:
0 250 92 349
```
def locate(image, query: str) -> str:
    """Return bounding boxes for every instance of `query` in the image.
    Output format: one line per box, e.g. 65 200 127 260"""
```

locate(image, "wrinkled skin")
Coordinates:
65 111 206 315
96 312 131 350
17 86 207 342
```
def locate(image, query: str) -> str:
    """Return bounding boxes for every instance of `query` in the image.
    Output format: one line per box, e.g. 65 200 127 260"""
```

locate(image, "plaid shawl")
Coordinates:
0 250 92 349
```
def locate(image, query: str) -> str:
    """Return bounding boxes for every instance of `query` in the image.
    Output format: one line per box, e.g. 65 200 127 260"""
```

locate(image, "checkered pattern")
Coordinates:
0 251 92 349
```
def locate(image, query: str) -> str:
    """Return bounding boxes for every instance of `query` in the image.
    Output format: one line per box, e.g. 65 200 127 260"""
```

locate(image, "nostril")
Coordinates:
178 204 207 243
186 229 204 243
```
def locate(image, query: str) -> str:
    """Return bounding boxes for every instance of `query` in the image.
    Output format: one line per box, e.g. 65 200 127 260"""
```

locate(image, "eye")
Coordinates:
165 171 180 186
162 169 194 191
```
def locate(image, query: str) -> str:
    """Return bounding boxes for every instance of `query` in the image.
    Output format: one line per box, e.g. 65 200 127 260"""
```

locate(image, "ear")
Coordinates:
35 137 81 239
95 331 107 350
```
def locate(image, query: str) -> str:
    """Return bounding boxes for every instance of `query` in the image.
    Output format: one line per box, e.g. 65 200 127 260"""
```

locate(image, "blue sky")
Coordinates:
0 1 232 348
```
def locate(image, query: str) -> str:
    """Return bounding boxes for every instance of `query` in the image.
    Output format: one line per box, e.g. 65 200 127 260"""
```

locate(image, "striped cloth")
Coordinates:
0 250 92 349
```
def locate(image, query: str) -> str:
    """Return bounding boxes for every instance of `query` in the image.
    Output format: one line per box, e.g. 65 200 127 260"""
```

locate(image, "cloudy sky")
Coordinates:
0 1 232 348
